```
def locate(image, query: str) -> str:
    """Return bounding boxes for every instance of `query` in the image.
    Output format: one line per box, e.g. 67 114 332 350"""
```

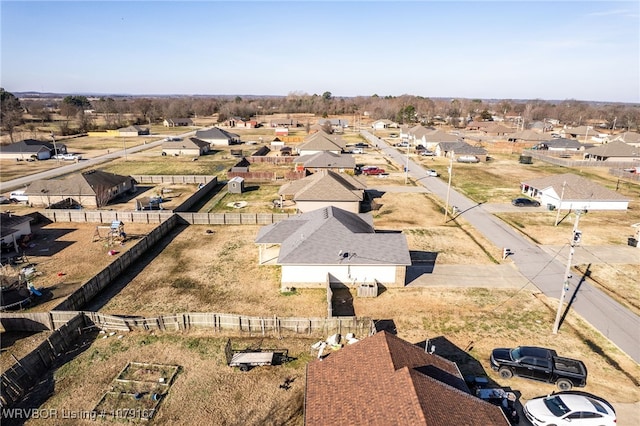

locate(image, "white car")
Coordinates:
524 393 616 426
62 153 82 161
426 169 438 177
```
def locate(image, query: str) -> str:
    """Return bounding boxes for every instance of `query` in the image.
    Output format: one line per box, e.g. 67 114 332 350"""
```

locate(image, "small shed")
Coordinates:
228 177 245 194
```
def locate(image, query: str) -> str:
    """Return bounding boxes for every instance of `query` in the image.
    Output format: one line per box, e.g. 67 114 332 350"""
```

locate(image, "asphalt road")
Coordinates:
364 131 640 363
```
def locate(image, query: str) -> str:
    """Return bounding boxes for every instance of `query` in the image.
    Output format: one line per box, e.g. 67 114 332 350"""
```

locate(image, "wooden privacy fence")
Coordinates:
177 212 292 225
0 313 87 408
131 175 216 185
0 311 373 337
39 209 174 223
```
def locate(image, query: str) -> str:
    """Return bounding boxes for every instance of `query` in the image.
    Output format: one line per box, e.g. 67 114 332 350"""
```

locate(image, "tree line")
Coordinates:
1 87 638 143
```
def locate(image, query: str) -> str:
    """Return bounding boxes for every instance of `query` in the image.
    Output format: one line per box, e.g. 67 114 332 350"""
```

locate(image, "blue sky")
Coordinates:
1 1 638 102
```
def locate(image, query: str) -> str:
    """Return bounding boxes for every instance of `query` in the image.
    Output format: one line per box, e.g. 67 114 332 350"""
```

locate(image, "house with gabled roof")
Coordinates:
0 139 66 161
481 123 516 137
296 132 347 156
435 141 488 161
520 173 630 211
611 131 640 147
277 170 366 214
24 170 136 208
255 206 411 288
372 119 398 130
305 331 510 426
118 125 149 137
195 127 240 146
583 141 640 162
507 129 550 142
412 128 461 150
163 118 193 127
162 137 210 157
536 138 584 152
294 151 355 173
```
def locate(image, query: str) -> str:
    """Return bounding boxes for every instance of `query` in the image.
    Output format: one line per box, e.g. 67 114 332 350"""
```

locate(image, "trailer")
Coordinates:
224 339 288 372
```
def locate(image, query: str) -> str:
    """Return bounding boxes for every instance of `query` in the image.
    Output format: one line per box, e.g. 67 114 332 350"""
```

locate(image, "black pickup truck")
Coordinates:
490 346 587 391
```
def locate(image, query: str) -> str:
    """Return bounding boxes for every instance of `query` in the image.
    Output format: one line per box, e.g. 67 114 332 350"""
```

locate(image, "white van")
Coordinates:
9 191 29 202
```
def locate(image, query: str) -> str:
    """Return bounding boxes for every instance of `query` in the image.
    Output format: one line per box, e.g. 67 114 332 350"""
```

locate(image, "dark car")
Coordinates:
512 197 541 207
490 346 587 391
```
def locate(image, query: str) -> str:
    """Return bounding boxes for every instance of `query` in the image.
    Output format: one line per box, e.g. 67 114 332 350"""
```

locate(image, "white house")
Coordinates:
519 173 630 211
255 206 411 289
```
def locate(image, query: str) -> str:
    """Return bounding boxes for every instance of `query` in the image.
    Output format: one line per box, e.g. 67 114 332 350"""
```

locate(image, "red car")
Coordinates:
361 166 386 175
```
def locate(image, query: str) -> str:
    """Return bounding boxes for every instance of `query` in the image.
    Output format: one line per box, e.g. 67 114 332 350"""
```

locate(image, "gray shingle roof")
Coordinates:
437 141 487 155
521 173 630 202
255 206 411 265
195 127 239 140
298 132 346 151
278 170 365 202
296 151 355 169
585 141 640 157
25 170 133 196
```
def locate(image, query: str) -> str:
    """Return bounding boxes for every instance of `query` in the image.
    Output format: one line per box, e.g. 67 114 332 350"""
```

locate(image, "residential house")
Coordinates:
583 141 640 162
465 121 494 131
275 127 289 137
0 213 33 254
163 118 193 127
436 141 488 161
293 151 355 173
611 131 640 147
411 128 460 151
277 170 366 214
563 126 596 141
507 130 550 143
296 132 347 156
371 119 398 130
227 117 257 128
318 118 349 131
529 121 553 132
519 173 630 211
24 170 136 208
270 118 300 128
255 206 411 288
305 331 510 426
195 127 240 146
480 123 516 137
118 125 149 137
0 139 66 161
535 138 584 152
162 137 210 157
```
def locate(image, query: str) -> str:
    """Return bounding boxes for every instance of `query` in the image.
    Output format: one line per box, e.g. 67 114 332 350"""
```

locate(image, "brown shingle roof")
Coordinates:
305 331 509 425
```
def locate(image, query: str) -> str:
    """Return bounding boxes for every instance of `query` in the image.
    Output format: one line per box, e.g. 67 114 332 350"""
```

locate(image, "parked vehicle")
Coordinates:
9 191 29 202
426 169 438 177
420 150 435 156
490 346 587 391
351 148 364 154
456 155 480 163
224 339 288 372
523 392 616 426
511 197 541 207
394 142 409 147
62 153 82 161
361 166 386 175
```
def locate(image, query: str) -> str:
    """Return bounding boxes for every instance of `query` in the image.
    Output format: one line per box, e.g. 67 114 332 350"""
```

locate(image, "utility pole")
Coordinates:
123 139 128 161
51 133 60 164
552 210 584 334
443 151 454 222
554 181 567 226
